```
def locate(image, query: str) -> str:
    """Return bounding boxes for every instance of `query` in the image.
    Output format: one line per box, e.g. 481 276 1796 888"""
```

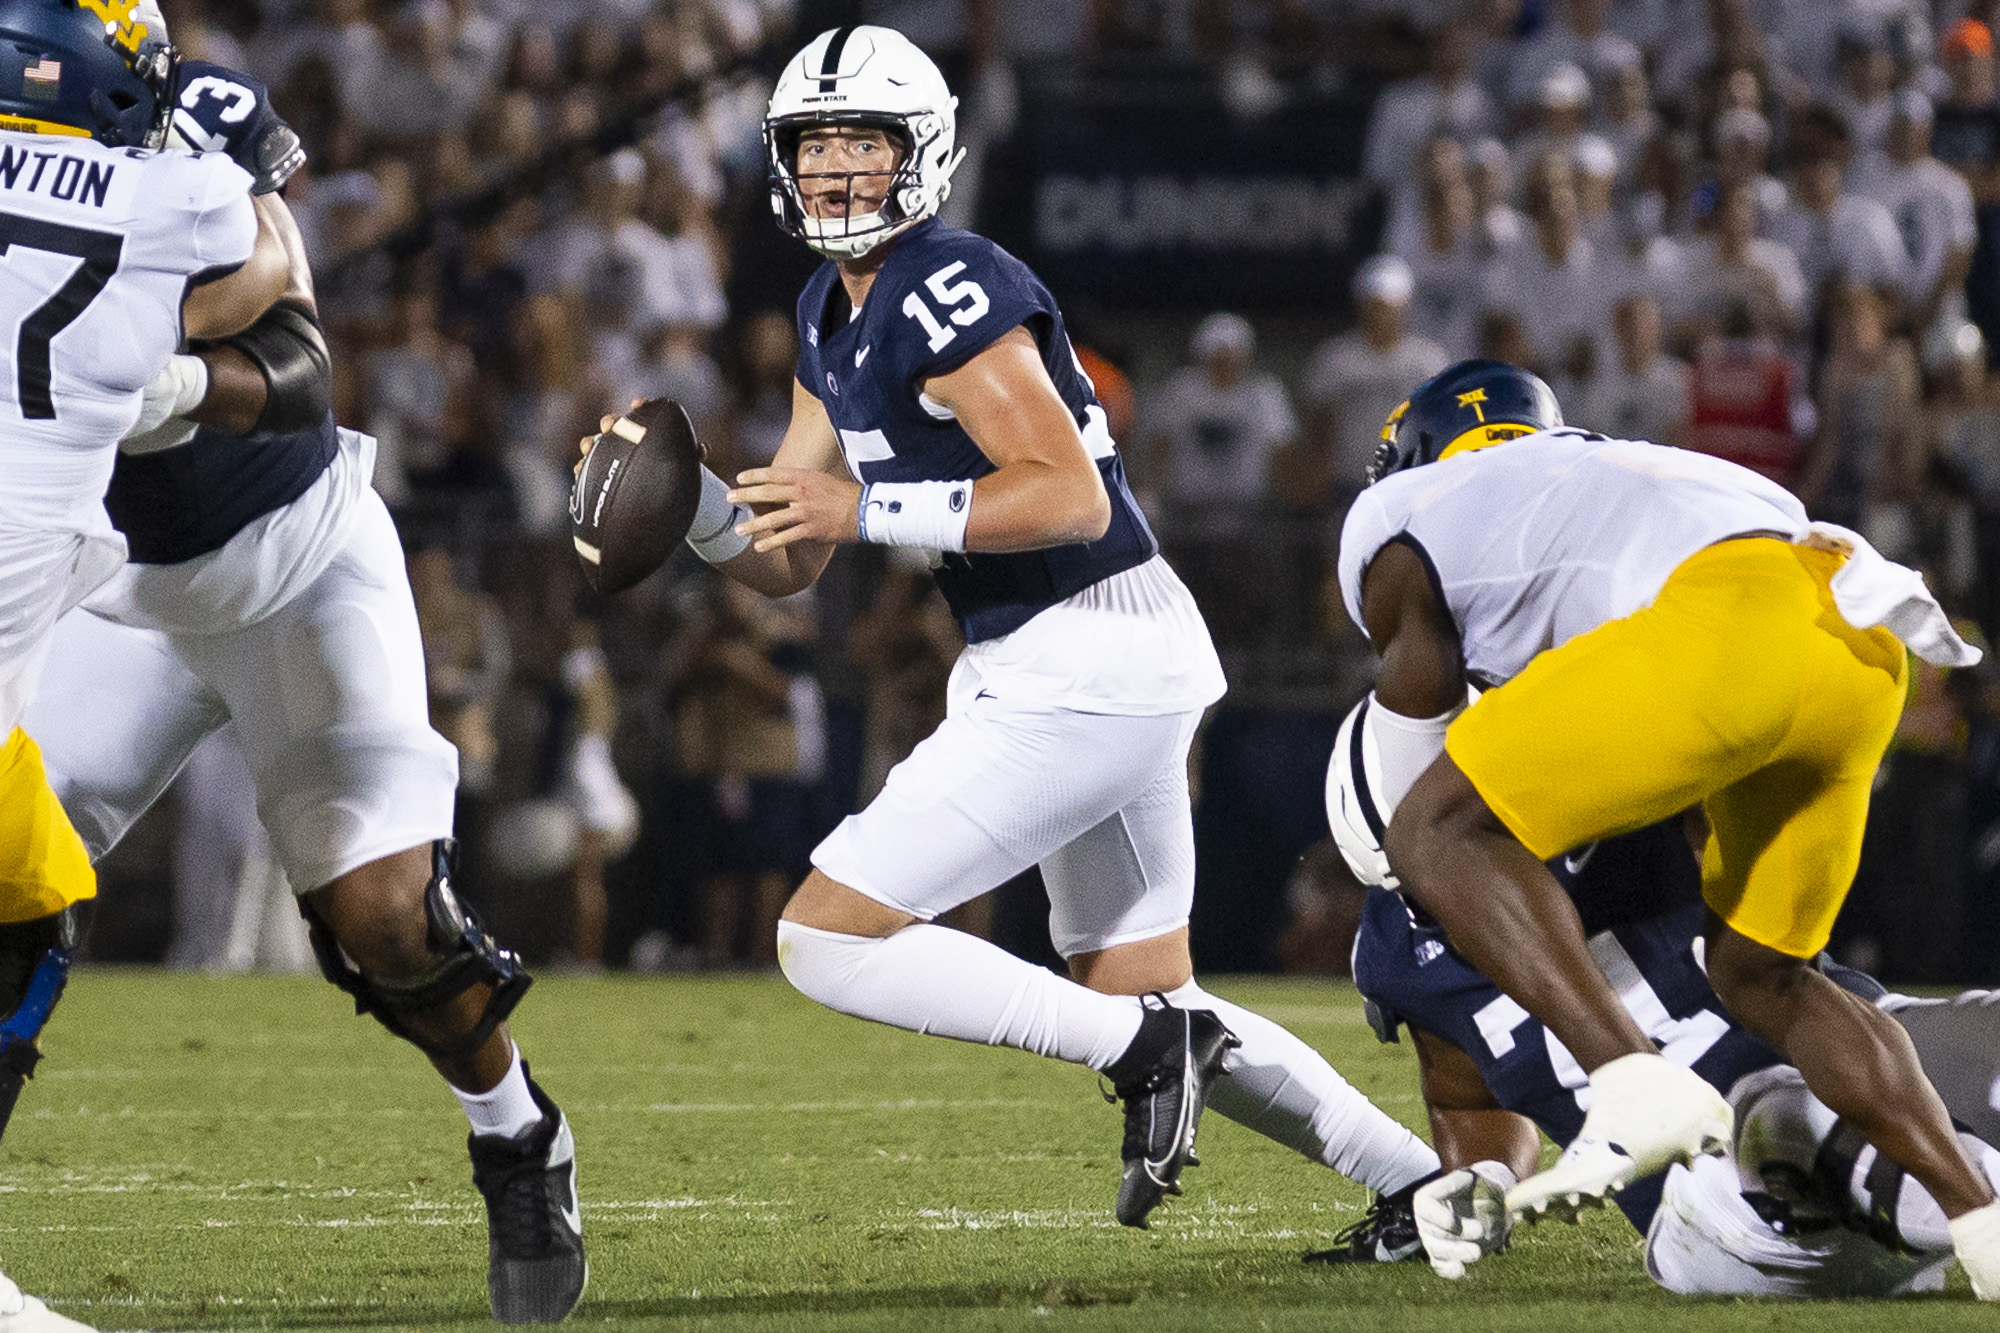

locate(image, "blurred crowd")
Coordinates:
106 0 2000 985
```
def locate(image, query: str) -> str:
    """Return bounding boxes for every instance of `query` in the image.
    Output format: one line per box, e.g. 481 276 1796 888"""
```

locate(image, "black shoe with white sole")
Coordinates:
468 1072 587 1323
1102 996 1239 1228
1302 1171 1440 1265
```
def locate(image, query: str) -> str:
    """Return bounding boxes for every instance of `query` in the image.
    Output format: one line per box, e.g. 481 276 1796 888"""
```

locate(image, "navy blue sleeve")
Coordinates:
173 61 304 194
888 234 1059 385
794 266 832 399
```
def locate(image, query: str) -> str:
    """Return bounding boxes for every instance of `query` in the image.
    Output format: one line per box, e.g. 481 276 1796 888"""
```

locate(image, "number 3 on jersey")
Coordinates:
901 261 989 353
0 212 122 420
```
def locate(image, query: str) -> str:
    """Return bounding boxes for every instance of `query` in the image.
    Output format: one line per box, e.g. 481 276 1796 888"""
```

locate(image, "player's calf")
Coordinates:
300 841 585 1322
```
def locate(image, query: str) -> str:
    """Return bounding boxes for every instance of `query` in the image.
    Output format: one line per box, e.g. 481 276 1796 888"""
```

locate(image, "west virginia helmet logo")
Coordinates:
1381 399 1409 444
1456 388 1489 422
78 0 148 55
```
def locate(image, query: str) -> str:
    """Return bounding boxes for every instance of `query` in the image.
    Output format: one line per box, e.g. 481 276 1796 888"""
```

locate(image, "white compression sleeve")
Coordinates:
1163 979 1439 1193
777 920 1144 1070
1368 695 1462 816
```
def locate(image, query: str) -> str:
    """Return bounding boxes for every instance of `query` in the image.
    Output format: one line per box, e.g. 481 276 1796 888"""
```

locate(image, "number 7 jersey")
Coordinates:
794 218 1158 643
0 131 256 534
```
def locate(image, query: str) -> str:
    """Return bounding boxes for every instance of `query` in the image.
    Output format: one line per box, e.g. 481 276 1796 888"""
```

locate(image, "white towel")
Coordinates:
1798 523 1983 668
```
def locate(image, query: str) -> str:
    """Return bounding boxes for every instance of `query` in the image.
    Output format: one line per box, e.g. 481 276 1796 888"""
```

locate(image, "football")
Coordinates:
569 397 705 594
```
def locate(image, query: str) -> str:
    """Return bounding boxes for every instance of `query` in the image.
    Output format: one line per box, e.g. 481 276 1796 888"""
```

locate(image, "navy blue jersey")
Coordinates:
106 61 328 566
794 219 1157 642
1353 819 1781 1231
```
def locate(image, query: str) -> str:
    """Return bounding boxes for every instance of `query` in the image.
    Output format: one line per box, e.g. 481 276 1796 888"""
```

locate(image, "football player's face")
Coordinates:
797 128 902 219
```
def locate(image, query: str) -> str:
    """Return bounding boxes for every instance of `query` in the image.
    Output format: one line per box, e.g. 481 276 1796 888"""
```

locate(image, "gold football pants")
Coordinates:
1446 538 1906 957
0 727 95 924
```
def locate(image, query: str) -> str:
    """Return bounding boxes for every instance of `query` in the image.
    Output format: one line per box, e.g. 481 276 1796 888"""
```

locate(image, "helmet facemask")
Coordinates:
767 113 947 260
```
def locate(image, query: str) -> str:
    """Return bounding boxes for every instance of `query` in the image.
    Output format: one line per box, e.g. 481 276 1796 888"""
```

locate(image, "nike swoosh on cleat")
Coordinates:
559 1163 582 1236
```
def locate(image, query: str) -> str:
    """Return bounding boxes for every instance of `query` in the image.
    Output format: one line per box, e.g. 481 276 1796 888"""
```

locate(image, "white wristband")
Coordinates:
686 464 751 564
857 480 972 552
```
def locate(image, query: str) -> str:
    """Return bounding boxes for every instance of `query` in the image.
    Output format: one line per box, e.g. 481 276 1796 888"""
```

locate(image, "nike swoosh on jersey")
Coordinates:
855 345 871 367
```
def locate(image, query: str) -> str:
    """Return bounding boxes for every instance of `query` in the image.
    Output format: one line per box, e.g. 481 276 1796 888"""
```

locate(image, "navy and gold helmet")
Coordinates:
1368 359 1563 485
0 0 176 147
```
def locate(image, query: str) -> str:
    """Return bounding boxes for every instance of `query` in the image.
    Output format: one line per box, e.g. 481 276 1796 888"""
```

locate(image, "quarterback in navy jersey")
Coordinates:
640 24 1440 1229
17 21 586 1322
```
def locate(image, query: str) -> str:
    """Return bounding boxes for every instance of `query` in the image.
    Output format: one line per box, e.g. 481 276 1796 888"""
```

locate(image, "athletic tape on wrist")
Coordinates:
687 465 751 564
857 480 972 551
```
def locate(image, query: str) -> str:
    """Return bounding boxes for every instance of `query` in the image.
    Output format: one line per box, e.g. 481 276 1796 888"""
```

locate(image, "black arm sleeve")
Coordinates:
224 300 332 434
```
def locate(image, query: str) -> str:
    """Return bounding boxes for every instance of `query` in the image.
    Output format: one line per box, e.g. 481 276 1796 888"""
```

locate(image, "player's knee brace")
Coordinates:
302 840 531 1062
0 905 84 1138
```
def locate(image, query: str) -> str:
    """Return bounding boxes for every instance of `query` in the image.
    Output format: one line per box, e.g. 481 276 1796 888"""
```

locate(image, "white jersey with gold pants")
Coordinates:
1337 427 1974 961
0 132 256 919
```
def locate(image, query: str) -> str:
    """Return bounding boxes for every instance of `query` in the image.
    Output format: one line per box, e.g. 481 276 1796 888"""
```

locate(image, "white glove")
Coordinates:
1415 1160 1517 1279
123 353 209 448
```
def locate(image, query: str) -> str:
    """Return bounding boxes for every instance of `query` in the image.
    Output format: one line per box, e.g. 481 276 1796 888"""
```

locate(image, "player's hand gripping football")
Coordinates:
1414 1160 1516 1279
725 468 863 553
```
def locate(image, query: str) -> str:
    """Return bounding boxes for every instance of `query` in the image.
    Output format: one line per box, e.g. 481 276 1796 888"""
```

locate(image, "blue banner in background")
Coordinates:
982 63 1384 311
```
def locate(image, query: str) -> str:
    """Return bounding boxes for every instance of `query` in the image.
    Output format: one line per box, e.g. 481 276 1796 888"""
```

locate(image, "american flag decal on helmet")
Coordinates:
22 58 58 101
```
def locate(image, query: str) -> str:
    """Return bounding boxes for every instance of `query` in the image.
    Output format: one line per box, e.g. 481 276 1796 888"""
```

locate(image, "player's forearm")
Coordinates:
963 457 1111 551
183 344 265 433
717 536 835 598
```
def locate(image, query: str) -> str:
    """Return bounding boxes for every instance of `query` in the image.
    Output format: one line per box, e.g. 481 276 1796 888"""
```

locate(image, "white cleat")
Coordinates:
1950 1197 2000 1300
1505 1052 1732 1225
0 1272 97 1333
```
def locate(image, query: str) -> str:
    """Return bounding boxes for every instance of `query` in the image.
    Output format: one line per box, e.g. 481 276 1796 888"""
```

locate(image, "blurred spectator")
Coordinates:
1829 21 1901 170
1856 91 1980 333
1299 256 1449 503
1800 283 1924 547
1141 313 1298 515
1599 36 1655 185
848 559 960 803
1572 292 1691 445
554 629 640 968
1670 182 1808 342
1467 136 1527 255
545 149 727 334
1513 62 1593 168
1478 152 1604 375
410 545 510 795
1506 0 1624 112
1684 300 1806 485
1362 16 1496 189
1929 322 2000 508
1075 342 1139 444
1702 106 1788 227
1935 18 2000 201
1571 133 1621 252
1394 137 1483 355
673 581 824 967
629 324 730 443
1768 107 1909 310
725 310 800 474
366 278 478 500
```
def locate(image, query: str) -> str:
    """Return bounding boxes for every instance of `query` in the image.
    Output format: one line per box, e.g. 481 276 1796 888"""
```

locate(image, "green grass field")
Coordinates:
5 970 1982 1331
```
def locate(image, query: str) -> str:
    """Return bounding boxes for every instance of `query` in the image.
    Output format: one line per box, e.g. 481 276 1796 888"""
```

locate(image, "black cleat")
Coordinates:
1303 1172 1438 1265
469 1072 587 1323
1102 996 1238 1228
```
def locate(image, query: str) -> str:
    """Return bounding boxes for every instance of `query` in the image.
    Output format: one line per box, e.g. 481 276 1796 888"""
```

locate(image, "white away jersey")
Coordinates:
0 133 256 533
1337 428 1808 685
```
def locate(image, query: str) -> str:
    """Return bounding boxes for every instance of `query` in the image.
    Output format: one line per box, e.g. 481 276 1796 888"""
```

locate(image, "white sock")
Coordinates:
777 920 1144 1070
1162 979 1439 1193
454 1043 542 1139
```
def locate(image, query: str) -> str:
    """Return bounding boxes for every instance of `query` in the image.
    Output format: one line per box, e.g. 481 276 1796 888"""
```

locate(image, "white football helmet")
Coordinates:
1327 696 1399 890
764 25 965 260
